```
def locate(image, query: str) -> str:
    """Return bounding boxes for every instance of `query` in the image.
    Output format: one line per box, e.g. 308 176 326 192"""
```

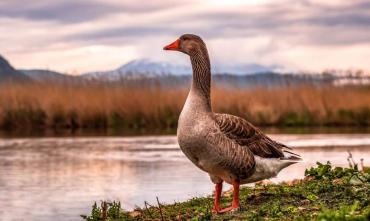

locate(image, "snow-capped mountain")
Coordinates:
81 59 278 81
121 59 192 75
82 59 192 81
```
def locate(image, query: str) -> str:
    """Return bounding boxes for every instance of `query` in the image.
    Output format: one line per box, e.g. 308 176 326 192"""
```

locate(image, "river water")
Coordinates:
0 133 370 221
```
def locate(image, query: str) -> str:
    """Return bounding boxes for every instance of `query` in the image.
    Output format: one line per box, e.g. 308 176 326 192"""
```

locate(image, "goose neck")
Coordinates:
189 52 212 111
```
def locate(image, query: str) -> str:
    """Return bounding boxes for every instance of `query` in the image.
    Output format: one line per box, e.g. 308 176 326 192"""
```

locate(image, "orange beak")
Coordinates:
163 39 180 50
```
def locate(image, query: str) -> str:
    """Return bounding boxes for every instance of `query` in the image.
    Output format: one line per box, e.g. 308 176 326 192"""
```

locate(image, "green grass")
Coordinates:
82 162 370 220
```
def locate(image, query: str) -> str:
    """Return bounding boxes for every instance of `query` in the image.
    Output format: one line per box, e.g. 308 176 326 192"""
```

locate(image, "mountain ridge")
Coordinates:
81 59 278 81
1 54 369 87
0 55 30 82
21 69 78 83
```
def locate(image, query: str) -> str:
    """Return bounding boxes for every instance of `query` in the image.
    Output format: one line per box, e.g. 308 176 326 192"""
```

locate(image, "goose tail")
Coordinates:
280 147 303 163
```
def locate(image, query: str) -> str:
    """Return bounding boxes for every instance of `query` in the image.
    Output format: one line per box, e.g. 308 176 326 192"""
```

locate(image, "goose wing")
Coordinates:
205 130 256 180
214 113 299 159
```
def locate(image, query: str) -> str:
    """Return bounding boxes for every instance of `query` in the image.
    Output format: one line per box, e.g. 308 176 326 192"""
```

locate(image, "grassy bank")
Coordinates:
0 83 370 132
82 162 370 221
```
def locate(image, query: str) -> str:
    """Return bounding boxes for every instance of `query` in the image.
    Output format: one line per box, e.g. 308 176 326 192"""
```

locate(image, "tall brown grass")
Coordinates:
0 83 369 131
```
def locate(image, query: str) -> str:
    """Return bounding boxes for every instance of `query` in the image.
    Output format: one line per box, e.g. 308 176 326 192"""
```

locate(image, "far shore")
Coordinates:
1 83 369 133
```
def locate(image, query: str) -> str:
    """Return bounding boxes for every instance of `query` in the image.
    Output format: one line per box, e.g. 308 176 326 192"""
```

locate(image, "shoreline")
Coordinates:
82 163 370 220
1 126 370 138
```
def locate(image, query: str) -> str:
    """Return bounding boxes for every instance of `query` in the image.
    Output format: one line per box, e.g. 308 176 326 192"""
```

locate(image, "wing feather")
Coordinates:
214 113 299 159
205 130 256 180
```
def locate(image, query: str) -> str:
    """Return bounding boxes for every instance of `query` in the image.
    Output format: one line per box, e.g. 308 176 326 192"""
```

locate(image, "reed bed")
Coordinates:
0 83 369 131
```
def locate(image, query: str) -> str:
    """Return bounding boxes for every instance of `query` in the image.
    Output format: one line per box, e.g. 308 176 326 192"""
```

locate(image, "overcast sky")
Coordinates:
0 0 369 74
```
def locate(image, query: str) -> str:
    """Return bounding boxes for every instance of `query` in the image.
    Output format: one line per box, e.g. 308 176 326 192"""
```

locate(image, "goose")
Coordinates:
163 34 302 214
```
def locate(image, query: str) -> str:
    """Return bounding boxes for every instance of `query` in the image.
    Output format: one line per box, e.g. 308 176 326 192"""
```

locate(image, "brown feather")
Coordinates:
214 113 291 158
205 130 256 180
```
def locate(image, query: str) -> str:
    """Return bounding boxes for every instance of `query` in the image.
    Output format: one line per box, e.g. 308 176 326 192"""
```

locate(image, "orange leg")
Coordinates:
218 181 240 214
232 181 240 208
212 182 223 213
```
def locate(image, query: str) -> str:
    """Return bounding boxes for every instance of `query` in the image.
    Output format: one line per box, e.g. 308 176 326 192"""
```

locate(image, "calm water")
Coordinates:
1 134 370 221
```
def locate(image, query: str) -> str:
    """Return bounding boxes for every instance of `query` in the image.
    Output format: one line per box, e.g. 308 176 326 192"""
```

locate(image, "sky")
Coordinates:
0 0 369 74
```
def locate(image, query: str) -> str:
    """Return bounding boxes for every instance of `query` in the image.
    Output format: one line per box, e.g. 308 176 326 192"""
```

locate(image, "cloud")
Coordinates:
0 0 187 23
0 0 369 72
64 0 370 46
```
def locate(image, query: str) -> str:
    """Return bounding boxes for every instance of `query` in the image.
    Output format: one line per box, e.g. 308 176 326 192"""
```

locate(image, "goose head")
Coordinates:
163 34 206 56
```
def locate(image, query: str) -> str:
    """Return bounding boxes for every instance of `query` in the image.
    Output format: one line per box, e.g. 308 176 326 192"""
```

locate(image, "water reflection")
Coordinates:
0 134 369 221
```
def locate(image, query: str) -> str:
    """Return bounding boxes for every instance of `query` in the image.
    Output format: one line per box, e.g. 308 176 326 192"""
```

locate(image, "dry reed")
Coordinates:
0 82 369 131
